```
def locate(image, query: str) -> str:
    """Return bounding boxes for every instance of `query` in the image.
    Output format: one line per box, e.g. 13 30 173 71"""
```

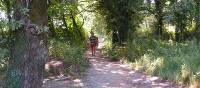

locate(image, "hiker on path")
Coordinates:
89 31 98 56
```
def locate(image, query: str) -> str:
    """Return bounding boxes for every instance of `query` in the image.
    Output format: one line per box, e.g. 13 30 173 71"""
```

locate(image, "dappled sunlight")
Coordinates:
72 79 85 87
43 50 182 88
1 0 199 87
166 24 176 33
80 51 181 88
149 77 159 81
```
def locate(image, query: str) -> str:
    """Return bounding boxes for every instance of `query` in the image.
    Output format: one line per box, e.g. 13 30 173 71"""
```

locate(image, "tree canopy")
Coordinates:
1 0 200 87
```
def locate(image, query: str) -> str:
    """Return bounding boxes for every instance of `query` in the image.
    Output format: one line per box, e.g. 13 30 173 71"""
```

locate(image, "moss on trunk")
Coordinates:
5 0 48 88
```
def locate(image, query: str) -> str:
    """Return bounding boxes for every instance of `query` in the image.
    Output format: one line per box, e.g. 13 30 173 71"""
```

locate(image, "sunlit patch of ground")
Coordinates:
43 50 183 88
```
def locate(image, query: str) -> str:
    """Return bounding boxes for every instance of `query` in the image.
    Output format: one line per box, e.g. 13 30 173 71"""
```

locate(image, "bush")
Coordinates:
48 39 89 77
123 38 157 62
102 46 119 61
101 41 125 61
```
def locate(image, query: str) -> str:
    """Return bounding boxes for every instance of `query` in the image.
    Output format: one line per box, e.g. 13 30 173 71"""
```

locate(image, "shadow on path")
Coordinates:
43 50 183 88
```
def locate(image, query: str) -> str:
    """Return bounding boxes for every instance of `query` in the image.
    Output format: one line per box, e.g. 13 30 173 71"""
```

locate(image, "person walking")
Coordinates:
89 31 98 56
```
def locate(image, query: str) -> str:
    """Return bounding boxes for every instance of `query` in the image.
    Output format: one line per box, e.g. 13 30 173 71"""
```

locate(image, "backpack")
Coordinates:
89 36 97 44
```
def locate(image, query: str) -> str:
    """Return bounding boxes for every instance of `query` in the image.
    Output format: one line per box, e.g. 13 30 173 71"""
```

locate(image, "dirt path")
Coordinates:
43 50 183 88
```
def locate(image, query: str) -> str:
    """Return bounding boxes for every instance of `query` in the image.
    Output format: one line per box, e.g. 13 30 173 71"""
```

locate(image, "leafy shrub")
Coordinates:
48 39 89 77
123 38 157 62
102 46 119 61
101 41 125 61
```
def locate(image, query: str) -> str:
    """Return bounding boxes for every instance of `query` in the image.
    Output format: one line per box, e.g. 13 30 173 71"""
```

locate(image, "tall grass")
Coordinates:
124 39 200 86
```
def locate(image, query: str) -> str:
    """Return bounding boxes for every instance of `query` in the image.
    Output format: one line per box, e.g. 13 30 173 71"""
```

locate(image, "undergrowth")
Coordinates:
123 38 200 87
101 41 125 61
101 36 200 87
48 39 89 78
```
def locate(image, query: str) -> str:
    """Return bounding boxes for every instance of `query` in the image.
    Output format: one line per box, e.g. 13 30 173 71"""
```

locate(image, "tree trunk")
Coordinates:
61 13 72 37
6 0 48 88
155 0 163 39
62 13 69 31
70 12 83 40
195 0 200 42
112 30 120 44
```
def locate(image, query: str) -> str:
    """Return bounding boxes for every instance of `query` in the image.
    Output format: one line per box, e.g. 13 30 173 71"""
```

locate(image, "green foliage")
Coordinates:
102 45 119 61
2 0 200 87
124 39 200 85
96 0 143 44
48 0 87 45
0 9 10 87
101 41 125 61
92 14 107 37
48 39 89 77
141 0 199 41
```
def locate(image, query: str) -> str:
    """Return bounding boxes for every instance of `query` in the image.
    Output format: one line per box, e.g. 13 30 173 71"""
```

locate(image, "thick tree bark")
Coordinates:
175 25 181 42
155 0 164 39
112 30 120 44
6 0 48 88
194 0 200 42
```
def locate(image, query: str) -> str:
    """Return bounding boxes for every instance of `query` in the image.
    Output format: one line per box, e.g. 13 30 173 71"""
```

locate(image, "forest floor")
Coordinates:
43 50 184 88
